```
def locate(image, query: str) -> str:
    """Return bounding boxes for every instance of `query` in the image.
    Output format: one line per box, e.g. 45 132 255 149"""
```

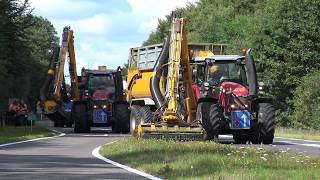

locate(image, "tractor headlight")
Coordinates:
230 104 236 109
102 105 107 109
93 105 97 108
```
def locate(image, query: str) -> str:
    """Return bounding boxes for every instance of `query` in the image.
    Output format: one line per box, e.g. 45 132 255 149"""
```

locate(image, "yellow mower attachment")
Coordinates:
137 123 204 140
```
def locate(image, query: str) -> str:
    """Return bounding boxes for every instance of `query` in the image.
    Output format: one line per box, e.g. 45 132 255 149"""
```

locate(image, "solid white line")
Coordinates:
82 134 109 137
92 143 162 180
276 140 320 148
0 129 65 148
275 136 320 143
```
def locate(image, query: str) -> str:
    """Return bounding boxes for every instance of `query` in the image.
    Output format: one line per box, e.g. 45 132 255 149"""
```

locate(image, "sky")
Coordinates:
30 0 198 72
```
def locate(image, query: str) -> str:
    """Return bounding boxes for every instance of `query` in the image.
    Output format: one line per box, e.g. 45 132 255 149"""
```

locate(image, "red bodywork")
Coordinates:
92 90 108 101
218 82 249 113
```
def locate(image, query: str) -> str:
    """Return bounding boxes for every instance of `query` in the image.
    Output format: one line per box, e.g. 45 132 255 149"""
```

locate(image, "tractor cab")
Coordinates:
193 55 257 101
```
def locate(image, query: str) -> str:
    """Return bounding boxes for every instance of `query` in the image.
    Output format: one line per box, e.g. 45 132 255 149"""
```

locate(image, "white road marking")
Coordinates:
82 134 109 137
277 140 320 148
92 143 162 180
0 129 65 148
276 137 320 143
219 135 320 148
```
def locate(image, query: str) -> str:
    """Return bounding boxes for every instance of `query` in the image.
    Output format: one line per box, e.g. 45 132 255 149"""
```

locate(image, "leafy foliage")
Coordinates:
0 0 58 110
143 0 320 128
291 70 320 129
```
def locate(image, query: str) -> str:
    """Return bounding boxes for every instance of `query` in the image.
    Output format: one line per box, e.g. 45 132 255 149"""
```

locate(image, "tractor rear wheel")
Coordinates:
130 105 143 136
258 103 275 144
73 103 90 133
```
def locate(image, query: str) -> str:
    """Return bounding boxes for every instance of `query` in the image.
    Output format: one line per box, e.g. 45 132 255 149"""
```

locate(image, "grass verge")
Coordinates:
0 126 53 145
276 127 320 141
100 138 320 180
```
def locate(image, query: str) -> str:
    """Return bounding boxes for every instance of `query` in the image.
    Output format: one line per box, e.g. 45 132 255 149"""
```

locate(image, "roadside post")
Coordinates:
27 112 37 133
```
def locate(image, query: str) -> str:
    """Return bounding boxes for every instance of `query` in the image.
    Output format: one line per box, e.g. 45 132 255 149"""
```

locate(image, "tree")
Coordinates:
0 0 58 110
254 0 320 125
291 70 320 129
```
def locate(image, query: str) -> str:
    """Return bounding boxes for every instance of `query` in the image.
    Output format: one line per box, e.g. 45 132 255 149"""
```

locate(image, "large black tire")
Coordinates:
114 103 130 133
54 119 64 127
197 102 221 140
250 124 262 144
140 106 154 123
233 133 248 144
129 105 142 136
209 103 222 141
73 103 90 133
65 112 73 128
258 103 275 144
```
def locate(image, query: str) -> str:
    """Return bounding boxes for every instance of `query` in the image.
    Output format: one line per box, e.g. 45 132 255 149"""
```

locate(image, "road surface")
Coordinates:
219 135 320 157
0 126 148 180
0 123 319 180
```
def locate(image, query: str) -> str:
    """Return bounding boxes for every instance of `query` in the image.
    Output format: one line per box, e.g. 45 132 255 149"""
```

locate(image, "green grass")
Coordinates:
276 127 320 141
101 138 320 180
0 126 53 144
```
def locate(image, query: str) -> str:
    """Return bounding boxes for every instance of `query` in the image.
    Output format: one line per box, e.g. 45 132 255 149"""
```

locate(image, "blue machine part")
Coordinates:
231 110 250 129
93 109 107 123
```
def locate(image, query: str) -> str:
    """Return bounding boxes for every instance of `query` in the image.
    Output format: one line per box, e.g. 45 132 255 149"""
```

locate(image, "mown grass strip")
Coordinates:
0 126 53 145
276 127 320 141
101 138 320 180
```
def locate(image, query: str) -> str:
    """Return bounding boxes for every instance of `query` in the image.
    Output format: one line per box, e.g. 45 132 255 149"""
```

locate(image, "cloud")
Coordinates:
127 0 198 18
51 14 110 35
29 0 199 74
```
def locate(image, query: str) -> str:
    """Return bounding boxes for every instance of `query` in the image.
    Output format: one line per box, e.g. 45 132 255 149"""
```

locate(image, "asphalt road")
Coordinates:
0 126 147 180
219 135 320 157
0 122 319 180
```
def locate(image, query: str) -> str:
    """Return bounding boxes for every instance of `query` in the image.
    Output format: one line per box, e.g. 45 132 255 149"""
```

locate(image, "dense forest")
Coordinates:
144 0 320 129
0 0 58 110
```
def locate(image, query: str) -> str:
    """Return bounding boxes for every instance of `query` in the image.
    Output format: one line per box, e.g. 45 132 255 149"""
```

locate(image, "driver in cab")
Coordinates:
209 64 228 84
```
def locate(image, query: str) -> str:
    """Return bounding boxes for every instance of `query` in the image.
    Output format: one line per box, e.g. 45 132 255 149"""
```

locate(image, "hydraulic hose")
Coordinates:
150 35 170 109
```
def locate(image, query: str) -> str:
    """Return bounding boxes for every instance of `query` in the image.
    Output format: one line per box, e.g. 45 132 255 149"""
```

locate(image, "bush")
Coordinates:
291 71 320 129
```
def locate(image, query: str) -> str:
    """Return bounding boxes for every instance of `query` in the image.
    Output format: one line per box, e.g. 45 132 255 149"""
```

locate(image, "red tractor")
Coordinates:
194 49 275 144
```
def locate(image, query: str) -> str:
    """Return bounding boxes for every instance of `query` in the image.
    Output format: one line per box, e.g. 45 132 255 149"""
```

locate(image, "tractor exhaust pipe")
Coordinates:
150 36 170 109
245 49 258 97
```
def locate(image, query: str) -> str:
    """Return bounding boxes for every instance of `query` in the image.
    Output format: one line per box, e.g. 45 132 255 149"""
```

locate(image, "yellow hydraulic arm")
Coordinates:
42 27 79 114
53 27 80 102
162 17 197 123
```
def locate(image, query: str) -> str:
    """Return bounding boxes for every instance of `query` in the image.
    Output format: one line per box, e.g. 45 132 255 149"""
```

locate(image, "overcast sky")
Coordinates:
30 0 198 72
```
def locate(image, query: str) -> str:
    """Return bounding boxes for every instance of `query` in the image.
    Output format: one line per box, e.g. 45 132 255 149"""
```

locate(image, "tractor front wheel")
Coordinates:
197 102 221 140
73 103 90 133
114 103 130 133
258 103 275 144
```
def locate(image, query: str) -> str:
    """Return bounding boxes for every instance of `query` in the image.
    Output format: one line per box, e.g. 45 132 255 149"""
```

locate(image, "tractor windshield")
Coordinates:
88 74 115 100
207 62 248 86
